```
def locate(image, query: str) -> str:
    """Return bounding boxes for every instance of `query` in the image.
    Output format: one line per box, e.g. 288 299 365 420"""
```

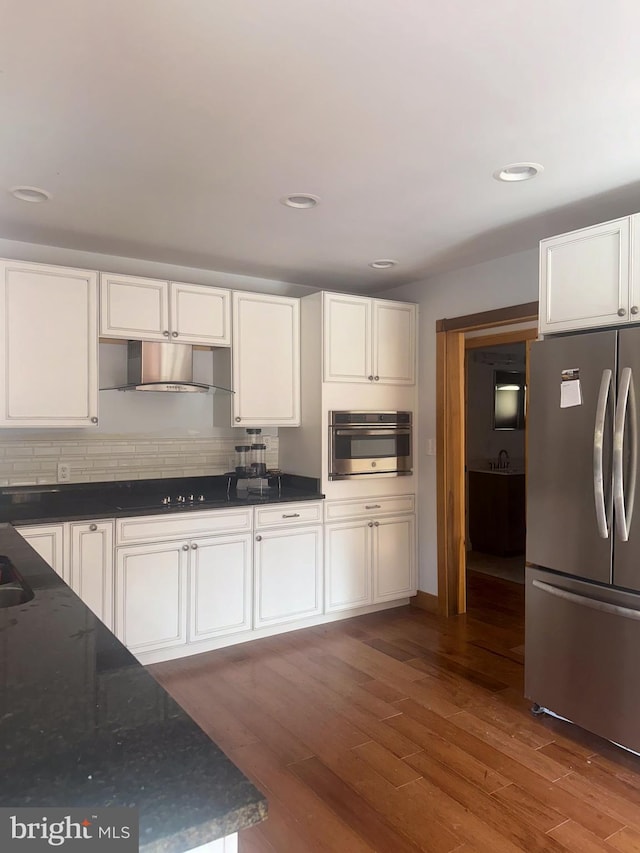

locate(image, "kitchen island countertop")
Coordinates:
0 523 268 851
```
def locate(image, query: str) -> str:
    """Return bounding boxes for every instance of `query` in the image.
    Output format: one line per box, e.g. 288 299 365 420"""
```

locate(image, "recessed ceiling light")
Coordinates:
369 259 398 270
280 193 320 209
9 185 52 203
493 163 544 182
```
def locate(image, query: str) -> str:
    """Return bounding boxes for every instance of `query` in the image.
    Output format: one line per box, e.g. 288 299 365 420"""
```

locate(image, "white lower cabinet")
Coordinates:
16 496 415 662
373 515 415 602
188 533 252 642
325 520 371 612
69 520 114 629
115 541 189 654
324 498 416 614
17 520 115 628
254 525 323 627
16 523 66 580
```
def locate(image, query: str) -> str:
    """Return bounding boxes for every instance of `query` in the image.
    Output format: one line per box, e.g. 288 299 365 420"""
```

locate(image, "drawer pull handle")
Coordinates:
365 504 381 510
89 523 98 532
282 513 300 518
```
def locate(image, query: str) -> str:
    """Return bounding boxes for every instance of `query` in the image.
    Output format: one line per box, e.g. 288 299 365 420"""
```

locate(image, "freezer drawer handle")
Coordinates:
593 368 612 539
533 579 640 622
613 366 637 542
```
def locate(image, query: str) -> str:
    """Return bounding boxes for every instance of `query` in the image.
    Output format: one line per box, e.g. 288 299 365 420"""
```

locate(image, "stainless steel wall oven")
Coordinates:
329 411 412 480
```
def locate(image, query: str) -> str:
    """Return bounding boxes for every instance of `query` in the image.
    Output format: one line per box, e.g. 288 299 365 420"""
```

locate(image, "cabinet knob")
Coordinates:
191 542 198 550
163 330 170 337
182 544 189 551
89 523 97 532
367 375 374 381
172 331 179 337
374 376 380 381
235 417 241 422
618 308 627 317
368 521 374 527
91 417 98 424
632 306 639 315
374 521 380 527
255 535 262 542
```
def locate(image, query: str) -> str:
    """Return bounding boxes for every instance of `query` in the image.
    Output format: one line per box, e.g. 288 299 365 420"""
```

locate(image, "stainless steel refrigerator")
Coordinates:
526 328 640 753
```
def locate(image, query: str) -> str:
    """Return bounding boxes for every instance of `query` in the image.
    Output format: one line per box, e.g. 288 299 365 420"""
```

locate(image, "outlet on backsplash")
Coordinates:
57 462 71 483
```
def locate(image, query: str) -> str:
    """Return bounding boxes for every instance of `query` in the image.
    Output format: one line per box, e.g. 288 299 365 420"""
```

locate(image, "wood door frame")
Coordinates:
436 301 539 616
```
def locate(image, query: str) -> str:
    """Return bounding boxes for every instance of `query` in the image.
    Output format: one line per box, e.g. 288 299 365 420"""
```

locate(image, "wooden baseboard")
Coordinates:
410 590 439 614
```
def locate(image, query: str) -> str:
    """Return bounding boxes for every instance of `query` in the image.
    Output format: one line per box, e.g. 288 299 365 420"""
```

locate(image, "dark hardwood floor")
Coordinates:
151 573 640 852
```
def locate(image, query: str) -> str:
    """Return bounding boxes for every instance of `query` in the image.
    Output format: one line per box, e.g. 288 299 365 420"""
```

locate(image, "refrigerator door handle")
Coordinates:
533 578 640 621
614 367 638 542
594 368 612 538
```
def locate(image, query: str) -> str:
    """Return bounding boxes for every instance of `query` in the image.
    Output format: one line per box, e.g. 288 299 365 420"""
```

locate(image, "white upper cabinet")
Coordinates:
232 291 300 426
100 273 231 346
323 293 416 384
170 282 231 345
372 300 416 384
0 260 98 427
540 217 635 334
323 293 372 382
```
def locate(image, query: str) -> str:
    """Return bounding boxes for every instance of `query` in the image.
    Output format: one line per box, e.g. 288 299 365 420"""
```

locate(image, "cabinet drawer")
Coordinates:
116 508 253 545
254 501 323 530
324 495 415 522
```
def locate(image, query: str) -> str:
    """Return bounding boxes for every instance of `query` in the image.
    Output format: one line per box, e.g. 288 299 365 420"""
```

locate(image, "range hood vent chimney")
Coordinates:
100 341 233 394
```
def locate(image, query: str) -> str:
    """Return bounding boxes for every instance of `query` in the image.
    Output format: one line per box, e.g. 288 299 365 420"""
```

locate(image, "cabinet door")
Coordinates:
170 282 231 346
323 293 371 382
115 541 188 653
254 525 323 627
100 273 169 341
325 520 372 612
69 520 114 630
373 515 415 602
0 260 98 427
16 524 66 580
372 300 416 384
188 533 252 642
232 292 300 426
540 218 630 334
630 213 640 324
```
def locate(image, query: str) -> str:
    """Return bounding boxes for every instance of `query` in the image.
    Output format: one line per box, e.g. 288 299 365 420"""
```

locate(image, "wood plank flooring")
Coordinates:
150 572 640 852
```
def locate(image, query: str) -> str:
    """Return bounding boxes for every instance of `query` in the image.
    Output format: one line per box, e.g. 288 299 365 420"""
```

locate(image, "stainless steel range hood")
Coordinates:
101 341 233 394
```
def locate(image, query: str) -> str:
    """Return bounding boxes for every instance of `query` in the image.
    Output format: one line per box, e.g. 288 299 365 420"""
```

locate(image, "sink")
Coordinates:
0 556 34 609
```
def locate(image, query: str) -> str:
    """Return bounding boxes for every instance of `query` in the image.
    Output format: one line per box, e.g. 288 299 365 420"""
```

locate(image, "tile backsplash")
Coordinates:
0 435 279 486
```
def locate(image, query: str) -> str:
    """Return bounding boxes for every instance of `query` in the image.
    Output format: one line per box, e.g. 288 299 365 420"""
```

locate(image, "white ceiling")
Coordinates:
2 0 640 293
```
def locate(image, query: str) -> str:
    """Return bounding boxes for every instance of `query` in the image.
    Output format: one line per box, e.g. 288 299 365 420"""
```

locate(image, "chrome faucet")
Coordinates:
498 449 510 469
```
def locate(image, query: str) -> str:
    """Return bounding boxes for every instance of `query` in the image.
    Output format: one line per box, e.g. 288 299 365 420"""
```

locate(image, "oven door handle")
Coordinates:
334 428 411 437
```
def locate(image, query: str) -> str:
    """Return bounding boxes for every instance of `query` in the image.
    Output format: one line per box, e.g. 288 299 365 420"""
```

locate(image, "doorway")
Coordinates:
436 302 538 616
465 339 527 613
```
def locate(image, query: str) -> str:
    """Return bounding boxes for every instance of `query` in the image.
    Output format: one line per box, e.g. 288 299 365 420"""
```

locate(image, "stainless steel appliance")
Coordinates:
328 411 412 480
101 341 233 393
526 328 640 752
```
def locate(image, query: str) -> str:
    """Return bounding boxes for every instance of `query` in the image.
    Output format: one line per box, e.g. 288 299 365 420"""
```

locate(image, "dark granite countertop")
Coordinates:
0 473 324 525
0 524 268 851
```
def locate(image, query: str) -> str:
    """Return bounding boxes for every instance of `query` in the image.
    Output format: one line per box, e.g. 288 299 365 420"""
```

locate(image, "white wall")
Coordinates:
0 238 318 298
381 249 538 594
